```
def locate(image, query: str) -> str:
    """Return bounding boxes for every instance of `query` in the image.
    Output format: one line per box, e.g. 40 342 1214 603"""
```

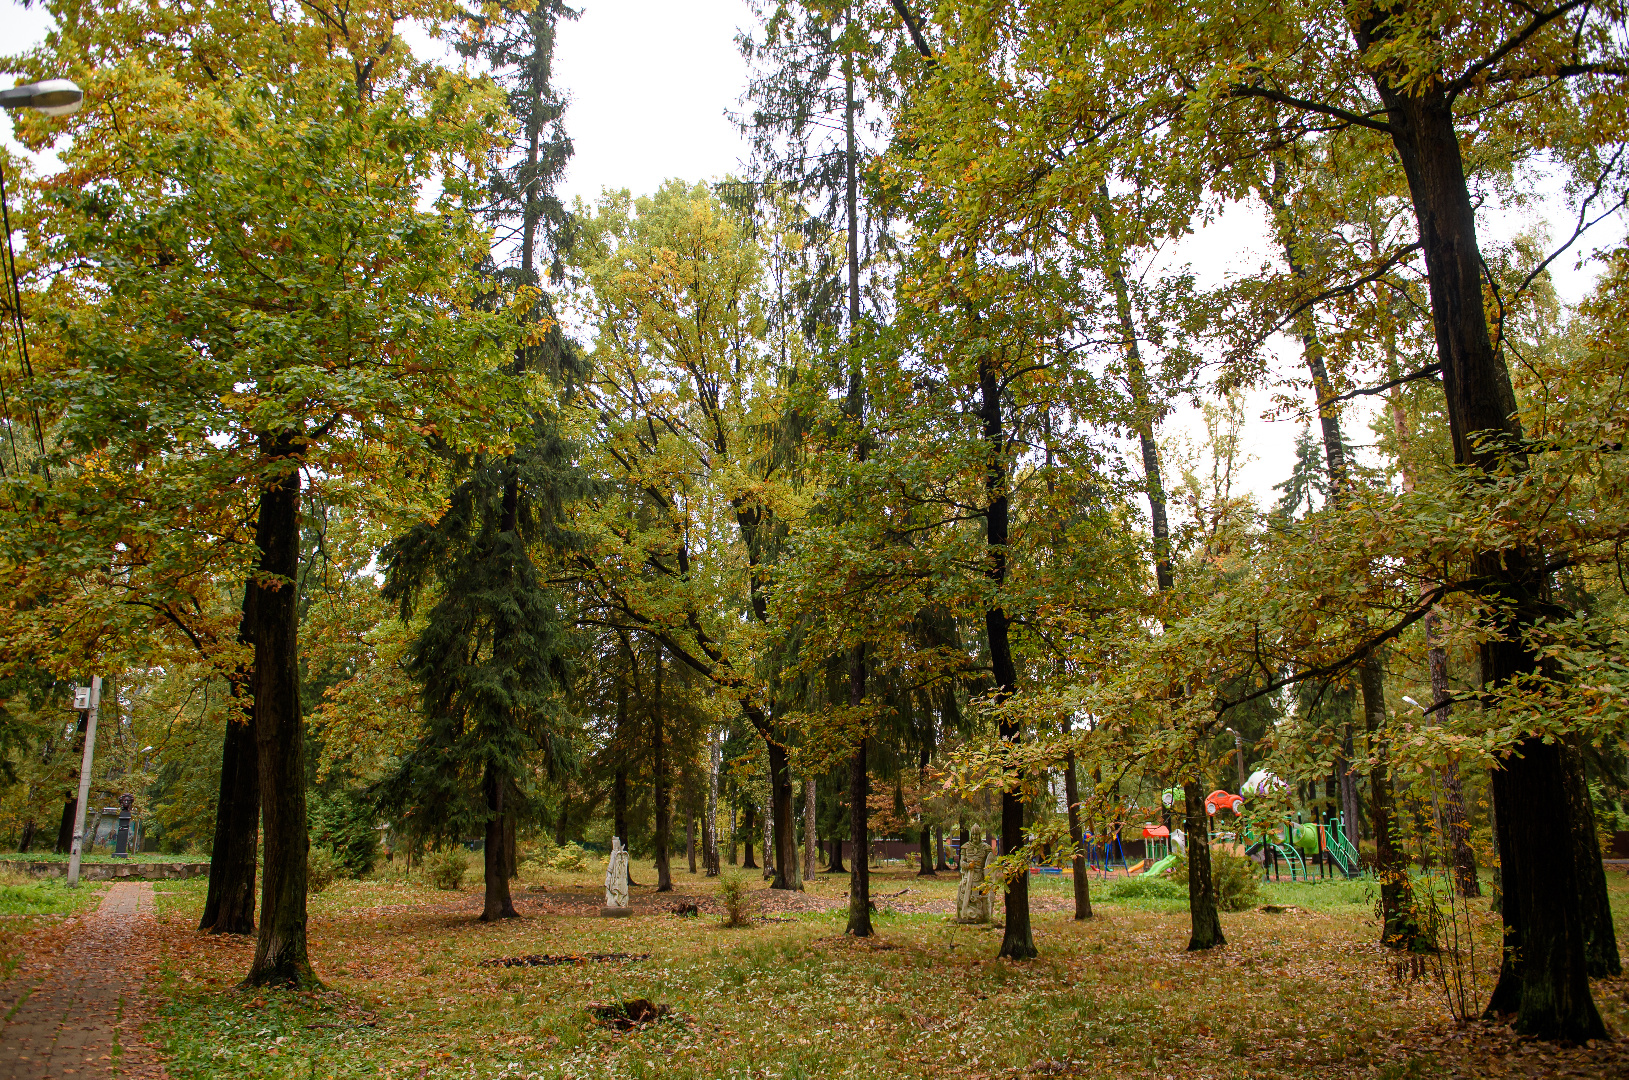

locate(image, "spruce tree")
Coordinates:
378 0 584 923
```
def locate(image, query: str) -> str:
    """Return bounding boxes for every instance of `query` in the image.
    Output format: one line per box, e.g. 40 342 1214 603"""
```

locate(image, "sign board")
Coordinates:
71 686 91 710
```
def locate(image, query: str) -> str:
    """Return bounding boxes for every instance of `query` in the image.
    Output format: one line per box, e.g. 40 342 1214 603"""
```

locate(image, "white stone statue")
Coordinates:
955 833 993 925
603 837 631 915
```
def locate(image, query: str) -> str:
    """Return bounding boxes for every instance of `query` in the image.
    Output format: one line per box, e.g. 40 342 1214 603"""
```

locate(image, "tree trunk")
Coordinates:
828 791 848 874
804 777 817 881
705 731 720 875
741 803 757 869
17 819 35 854
245 431 314 989
977 348 1035 961
1361 655 1418 949
845 641 873 935
202 582 261 935
768 742 799 890
503 808 517 881
688 816 697 875
55 795 76 855
936 826 950 872
481 763 518 921
1353 38 1604 1037
653 654 672 892
1184 780 1224 950
1427 617 1481 898
1065 749 1091 919
553 800 567 846
1563 738 1620 977
613 680 636 886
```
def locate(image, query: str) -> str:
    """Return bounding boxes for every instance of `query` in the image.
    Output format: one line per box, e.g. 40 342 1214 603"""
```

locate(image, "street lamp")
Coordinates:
0 79 83 116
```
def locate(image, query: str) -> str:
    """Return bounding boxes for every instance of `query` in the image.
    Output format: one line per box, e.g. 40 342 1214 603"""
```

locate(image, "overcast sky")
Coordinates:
3 0 1620 510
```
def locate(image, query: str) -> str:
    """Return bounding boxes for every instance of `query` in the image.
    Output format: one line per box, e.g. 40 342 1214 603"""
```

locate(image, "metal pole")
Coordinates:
66 676 101 888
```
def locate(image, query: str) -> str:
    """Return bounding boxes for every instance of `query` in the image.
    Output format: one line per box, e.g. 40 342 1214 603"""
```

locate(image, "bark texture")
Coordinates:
201 584 260 936
245 433 314 988
1184 780 1224 951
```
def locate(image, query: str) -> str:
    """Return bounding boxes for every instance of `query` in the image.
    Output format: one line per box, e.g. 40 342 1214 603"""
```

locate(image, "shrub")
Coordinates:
718 872 756 927
425 849 468 891
1162 851 1262 912
1108 875 1185 901
1210 852 1263 912
307 846 341 895
549 842 591 872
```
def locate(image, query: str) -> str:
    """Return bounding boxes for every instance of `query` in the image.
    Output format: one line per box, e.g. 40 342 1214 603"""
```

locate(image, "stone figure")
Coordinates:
955 833 993 924
603 836 632 915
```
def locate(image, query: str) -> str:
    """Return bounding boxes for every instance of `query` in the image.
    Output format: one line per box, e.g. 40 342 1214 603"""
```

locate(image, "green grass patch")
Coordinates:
0 852 208 865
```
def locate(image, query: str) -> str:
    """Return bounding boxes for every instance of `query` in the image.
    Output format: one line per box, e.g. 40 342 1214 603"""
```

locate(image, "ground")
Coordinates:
5 859 1629 1078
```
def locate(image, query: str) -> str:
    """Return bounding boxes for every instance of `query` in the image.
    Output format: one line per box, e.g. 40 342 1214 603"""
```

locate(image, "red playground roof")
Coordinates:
1141 824 1169 839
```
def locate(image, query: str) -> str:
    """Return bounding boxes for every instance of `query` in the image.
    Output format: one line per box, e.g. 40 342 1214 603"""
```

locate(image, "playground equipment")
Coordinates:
1246 812 1363 881
1134 824 1180 877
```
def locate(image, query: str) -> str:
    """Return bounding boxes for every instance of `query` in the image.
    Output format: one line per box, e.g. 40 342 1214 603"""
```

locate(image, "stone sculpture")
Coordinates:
955 832 994 924
603 836 632 916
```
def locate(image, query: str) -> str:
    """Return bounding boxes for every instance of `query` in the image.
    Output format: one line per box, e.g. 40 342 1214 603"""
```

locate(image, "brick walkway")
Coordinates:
0 882 163 1079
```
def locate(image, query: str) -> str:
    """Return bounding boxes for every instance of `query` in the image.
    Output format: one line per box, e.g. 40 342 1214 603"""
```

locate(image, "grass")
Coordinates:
130 856 1629 1079
0 851 208 864
0 865 108 979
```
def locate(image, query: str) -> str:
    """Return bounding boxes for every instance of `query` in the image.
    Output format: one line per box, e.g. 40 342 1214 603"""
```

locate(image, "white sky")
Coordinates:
3 0 1620 511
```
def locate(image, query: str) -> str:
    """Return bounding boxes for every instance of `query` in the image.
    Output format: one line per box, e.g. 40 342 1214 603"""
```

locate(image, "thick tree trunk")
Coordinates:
688 816 697 875
936 826 950 872
202 583 261 935
1563 738 1620 977
201 702 259 934
1184 780 1224 950
1352 44 1604 1037
246 432 314 989
17 820 35 854
653 655 672 892
481 763 518 921
768 742 799 890
55 796 75 855
1065 749 1091 920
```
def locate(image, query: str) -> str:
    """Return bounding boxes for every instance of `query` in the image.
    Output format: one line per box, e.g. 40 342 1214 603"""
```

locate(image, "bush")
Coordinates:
549 842 591 872
425 849 468 891
718 872 756 927
1161 851 1262 912
1210 852 1263 912
307 846 341 895
1108 875 1185 901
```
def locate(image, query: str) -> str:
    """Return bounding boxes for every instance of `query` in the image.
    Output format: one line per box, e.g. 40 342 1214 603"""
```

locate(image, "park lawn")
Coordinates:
0 873 109 981
142 862 1629 1080
0 851 208 864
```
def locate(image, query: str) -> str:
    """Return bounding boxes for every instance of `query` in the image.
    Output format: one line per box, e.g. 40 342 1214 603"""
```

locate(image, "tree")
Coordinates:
10 0 516 985
378 0 584 925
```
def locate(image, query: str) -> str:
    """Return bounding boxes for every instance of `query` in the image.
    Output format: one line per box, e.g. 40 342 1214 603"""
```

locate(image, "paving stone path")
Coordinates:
0 882 165 1079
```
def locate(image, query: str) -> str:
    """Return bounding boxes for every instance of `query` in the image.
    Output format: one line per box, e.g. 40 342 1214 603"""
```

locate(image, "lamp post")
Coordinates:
66 677 101 888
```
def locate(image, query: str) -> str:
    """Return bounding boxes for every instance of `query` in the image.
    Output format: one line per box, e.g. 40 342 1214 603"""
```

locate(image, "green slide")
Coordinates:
1139 853 1179 878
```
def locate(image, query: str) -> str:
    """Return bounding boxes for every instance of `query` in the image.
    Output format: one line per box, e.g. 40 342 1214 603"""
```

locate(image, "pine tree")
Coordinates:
379 0 585 923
